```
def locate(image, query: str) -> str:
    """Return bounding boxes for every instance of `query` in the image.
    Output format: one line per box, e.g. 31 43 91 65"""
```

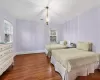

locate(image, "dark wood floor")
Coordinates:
0 53 100 80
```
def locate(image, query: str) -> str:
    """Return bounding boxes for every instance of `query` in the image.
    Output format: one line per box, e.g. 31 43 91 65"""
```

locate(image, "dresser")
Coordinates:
0 43 14 76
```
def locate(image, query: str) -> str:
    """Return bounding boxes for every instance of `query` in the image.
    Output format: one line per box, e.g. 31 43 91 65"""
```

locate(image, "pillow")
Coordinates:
64 41 67 45
60 41 64 45
77 42 92 51
60 41 67 45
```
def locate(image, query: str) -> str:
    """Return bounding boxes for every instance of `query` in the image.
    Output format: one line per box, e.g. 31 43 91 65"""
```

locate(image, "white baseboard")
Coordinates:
16 50 46 55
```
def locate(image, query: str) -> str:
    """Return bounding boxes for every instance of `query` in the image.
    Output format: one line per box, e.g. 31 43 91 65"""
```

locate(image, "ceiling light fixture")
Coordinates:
46 6 49 25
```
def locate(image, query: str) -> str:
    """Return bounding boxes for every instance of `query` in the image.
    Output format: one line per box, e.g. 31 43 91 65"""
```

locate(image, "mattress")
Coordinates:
52 48 99 72
45 44 67 57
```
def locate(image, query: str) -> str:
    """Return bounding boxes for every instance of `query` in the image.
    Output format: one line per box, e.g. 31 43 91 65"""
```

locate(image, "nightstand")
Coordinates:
68 43 76 48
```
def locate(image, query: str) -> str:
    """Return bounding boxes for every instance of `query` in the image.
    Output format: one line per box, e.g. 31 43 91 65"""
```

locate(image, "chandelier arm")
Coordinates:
47 0 53 6
49 8 68 23
36 8 45 17
32 9 46 22
47 9 48 24
47 7 48 18
45 6 49 25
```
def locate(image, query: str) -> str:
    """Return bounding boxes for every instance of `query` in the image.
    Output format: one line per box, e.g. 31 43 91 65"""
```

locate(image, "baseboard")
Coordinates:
16 50 46 55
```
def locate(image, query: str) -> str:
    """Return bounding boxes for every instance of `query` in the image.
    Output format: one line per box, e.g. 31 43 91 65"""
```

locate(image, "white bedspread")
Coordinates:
45 44 67 57
52 48 99 72
51 56 99 80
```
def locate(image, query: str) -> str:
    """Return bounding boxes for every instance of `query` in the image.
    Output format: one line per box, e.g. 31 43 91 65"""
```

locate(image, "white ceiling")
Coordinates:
0 0 100 24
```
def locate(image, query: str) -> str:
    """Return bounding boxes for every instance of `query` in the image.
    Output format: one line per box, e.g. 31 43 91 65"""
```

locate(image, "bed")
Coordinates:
51 42 100 80
45 41 67 57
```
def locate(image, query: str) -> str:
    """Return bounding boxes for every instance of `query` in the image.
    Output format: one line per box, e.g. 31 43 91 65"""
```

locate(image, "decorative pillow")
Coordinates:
60 41 67 45
77 42 92 51
64 41 67 45
60 41 64 45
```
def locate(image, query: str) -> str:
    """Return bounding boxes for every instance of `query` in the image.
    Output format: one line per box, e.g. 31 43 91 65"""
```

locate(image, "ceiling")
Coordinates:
0 0 100 24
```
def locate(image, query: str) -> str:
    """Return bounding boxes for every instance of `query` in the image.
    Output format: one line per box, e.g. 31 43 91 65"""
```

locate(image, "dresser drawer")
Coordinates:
0 48 13 59
0 58 13 76
0 44 12 52
0 53 13 65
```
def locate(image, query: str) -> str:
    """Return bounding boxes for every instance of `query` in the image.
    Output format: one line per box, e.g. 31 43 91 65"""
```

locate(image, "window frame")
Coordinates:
4 20 13 43
49 29 57 43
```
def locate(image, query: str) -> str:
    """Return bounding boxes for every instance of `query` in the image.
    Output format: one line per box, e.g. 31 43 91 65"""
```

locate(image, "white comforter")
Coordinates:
52 48 99 72
45 44 67 57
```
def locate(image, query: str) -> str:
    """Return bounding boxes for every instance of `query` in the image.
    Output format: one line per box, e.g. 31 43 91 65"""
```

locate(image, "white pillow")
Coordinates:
60 41 67 45
60 41 64 45
77 42 92 51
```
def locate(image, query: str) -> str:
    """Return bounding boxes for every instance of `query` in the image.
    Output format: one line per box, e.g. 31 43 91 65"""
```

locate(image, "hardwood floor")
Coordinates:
0 53 61 80
0 53 100 80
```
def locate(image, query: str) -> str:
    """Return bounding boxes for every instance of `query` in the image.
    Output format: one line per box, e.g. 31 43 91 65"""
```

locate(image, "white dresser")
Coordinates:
0 43 14 76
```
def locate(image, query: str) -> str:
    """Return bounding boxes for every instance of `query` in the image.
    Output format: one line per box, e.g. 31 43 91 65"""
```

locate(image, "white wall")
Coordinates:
63 17 79 43
64 7 100 52
16 20 64 54
0 8 64 54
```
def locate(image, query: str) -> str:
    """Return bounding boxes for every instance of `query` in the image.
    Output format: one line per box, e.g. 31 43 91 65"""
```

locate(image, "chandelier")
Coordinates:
45 6 49 25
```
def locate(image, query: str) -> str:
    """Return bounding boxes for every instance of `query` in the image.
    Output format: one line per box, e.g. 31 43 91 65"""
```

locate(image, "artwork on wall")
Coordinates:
49 30 57 43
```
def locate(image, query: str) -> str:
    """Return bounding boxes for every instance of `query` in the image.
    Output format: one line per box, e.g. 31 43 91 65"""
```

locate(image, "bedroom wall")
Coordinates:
63 17 79 43
64 7 100 52
0 8 16 52
16 20 64 54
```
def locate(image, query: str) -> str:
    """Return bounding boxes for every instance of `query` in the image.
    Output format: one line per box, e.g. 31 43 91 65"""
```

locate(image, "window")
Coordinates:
4 20 13 43
49 30 57 43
